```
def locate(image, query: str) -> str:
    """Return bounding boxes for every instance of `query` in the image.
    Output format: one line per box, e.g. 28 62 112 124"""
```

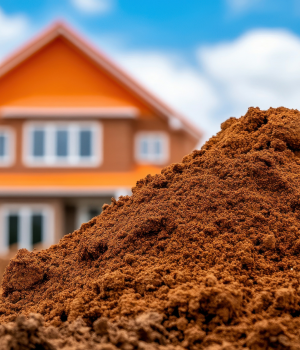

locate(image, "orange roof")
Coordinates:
0 166 162 196
0 21 202 140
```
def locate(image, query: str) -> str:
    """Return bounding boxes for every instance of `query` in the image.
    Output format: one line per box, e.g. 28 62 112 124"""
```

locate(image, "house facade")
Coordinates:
0 22 202 256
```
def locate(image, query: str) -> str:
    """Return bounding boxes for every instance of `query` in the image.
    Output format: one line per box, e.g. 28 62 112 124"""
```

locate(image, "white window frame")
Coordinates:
135 131 169 165
23 121 102 167
0 127 15 167
0 204 54 254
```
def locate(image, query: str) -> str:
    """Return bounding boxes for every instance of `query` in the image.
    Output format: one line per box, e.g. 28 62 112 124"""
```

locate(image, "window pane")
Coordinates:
0 135 6 157
33 130 45 157
88 208 99 220
32 214 43 245
8 214 18 246
140 138 149 156
56 130 68 157
153 138 162 156
65 205 76 235
79 130 92 157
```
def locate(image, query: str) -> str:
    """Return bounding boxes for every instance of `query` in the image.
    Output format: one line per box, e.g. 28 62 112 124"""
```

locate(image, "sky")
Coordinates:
1 0 300 142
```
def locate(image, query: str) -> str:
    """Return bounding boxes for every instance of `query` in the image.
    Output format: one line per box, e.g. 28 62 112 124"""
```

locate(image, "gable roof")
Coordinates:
0 21 202 140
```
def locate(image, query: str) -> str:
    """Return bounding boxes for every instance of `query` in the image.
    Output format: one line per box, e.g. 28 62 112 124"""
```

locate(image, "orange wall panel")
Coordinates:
0 37 156 118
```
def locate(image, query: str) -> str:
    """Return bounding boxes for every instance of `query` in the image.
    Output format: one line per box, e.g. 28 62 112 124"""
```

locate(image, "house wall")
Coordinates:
0 116 198 173
0 34 200 173
0 25 201 260
102 119 134 171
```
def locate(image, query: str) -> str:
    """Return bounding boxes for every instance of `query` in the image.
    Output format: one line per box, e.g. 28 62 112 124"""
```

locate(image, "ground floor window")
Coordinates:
31 213 43 245
64 198 113 235
0 205 53 253
88 207 100 221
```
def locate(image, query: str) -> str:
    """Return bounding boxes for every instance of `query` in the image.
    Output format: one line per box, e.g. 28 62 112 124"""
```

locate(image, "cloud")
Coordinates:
198 29 300 128
226 0 262 14
0 8 30 62
117 29 300 142
70 0 113 14
114 51 219 138
0 8 28 43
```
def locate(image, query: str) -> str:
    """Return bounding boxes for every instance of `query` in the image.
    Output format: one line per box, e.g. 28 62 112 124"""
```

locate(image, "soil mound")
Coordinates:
0 312 183 350
2 106 300 348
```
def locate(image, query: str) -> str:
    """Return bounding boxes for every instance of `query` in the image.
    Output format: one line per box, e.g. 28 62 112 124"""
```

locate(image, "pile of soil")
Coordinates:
0 312 184 350
2 106 300 349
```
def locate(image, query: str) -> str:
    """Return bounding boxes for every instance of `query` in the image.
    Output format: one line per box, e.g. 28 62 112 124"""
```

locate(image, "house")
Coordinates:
0 22 202 256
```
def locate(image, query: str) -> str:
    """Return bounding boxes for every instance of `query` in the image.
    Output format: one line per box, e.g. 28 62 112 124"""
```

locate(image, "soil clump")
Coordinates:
2 107 300 348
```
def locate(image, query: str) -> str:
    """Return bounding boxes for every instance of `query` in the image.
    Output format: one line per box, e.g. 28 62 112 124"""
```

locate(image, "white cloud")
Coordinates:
198 29 300 129
226 0 262 14
116 29 300 142
0 8 30 62
70 0 113 14
114 51 218 138
0 8 28 43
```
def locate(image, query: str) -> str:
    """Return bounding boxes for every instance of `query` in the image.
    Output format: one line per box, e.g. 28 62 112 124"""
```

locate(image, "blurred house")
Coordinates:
0 22 202 256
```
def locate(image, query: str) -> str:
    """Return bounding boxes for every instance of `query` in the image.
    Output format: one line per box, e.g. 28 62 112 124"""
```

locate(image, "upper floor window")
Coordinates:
0 128 14 167
23 122 102 167
135 132 169 164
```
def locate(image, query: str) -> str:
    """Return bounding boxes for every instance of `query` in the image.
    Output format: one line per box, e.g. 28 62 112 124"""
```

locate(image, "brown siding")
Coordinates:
170 130 199 164
101 119 134 171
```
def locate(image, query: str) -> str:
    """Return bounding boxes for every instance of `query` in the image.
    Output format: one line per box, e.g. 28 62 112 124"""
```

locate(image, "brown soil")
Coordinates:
0 312 184 350
2 106 300 349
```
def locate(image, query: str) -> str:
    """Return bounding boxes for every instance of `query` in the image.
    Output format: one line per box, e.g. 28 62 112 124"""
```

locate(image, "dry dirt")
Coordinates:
2 107 300 349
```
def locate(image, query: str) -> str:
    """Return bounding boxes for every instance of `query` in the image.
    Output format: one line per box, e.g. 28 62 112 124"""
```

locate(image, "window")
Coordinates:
32 213 43 245
0 128 14 166
0 134 6 157
7 210 44 248
1 205 54 253
79 130 92 157
88 207 100 220
135 132 169 164
75 199 112 230
56 129 68 157
24 122 101 167
8 213 18 246
33 129 45 157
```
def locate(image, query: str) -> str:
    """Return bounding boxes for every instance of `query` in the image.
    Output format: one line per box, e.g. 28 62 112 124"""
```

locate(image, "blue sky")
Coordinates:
2 1 300 53
2 0 300 47
1 0 300 142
